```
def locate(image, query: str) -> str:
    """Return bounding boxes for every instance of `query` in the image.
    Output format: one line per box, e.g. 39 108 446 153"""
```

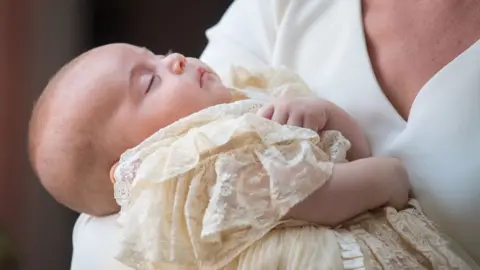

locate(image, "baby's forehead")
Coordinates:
67 44 147 76
42 45 144 122
78 45 141 76
55 44 146 93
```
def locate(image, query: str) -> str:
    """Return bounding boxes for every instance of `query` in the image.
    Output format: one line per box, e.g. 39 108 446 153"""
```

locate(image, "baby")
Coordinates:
28 43 473 269
28 43 382 217
29 44 235 215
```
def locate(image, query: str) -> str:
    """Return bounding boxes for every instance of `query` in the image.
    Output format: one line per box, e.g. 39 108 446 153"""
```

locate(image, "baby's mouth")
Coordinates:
197 67 208 88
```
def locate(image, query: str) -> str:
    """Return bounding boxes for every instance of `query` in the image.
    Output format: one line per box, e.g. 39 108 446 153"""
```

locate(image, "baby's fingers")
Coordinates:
303 115 320 133
257 104 275 119
271 108 289 125
286 112 303 127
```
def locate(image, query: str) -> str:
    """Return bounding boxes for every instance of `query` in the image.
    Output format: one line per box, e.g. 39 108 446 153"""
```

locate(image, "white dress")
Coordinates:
70 1 480 269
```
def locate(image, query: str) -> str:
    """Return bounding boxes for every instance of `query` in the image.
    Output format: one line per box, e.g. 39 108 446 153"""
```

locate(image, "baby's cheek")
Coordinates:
129 112 169 142
177 88 208 110
128 124 158 145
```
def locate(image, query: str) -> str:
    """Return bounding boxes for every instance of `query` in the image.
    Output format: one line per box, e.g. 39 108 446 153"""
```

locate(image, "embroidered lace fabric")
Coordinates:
113 98 350 269
112 66 473 270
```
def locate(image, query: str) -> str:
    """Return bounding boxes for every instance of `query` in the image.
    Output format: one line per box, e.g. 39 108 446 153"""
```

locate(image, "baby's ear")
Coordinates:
109 161 119 184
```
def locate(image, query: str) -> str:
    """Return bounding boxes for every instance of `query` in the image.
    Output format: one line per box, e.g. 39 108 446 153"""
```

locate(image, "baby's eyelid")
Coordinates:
146 74 161 92
153 74 161 84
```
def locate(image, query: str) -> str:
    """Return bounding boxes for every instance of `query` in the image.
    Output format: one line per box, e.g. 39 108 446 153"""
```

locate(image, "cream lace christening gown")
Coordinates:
111 67 471 270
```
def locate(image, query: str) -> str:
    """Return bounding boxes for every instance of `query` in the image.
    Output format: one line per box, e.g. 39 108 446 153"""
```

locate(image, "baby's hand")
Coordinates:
257 97 332 133
258 97 371 160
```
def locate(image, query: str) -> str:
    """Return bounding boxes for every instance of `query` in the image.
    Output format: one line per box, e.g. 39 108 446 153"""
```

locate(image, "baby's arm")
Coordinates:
323 101 371 160
260 97 410 225
258 98 370 161
285 157 410 226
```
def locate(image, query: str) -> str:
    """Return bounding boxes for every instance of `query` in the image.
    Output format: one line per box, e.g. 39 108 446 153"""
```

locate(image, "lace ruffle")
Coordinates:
113 99 350 269
111 65 474 270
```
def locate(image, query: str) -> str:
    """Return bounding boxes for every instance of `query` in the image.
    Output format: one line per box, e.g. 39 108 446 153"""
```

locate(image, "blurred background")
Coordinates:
0 1 232 269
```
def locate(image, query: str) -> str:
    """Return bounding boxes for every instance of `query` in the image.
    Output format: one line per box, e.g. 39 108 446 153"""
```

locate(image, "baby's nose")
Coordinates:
166 53 186 74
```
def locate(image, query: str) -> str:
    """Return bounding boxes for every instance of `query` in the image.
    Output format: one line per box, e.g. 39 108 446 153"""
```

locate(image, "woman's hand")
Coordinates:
258 97 371 160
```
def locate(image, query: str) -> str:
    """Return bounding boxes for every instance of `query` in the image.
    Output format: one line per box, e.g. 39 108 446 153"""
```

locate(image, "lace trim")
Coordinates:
113 100 265 208
340 200 474 270
109 64 476 270
111 100 351 269
334 228 366 270
227 65 316 99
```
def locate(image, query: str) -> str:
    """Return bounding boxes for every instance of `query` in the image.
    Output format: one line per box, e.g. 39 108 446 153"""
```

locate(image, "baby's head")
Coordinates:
28 43 232 216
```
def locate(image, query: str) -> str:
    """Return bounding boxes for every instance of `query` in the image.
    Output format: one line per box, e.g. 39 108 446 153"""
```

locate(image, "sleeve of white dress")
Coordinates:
200 0 289 77
71 214 133 270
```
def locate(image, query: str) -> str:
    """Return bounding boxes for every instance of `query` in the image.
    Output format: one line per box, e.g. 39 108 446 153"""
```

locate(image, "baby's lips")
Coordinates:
197 66 206 87
197 66 207 74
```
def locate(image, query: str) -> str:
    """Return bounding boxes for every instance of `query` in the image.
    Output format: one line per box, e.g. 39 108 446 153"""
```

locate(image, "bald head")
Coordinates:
28 44 137 216
28 43 231 216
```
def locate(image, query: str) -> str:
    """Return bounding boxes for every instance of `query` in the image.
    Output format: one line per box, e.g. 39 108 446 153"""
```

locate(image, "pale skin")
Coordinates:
98 47 234 155
30 44 234 215
283 0 480 226
260 97 409 226
32 43 410 220
363 0 480 120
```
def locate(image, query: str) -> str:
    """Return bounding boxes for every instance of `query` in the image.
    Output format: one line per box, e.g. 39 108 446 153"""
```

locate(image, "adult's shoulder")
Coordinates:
200 0 340 77
200 0 288 75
